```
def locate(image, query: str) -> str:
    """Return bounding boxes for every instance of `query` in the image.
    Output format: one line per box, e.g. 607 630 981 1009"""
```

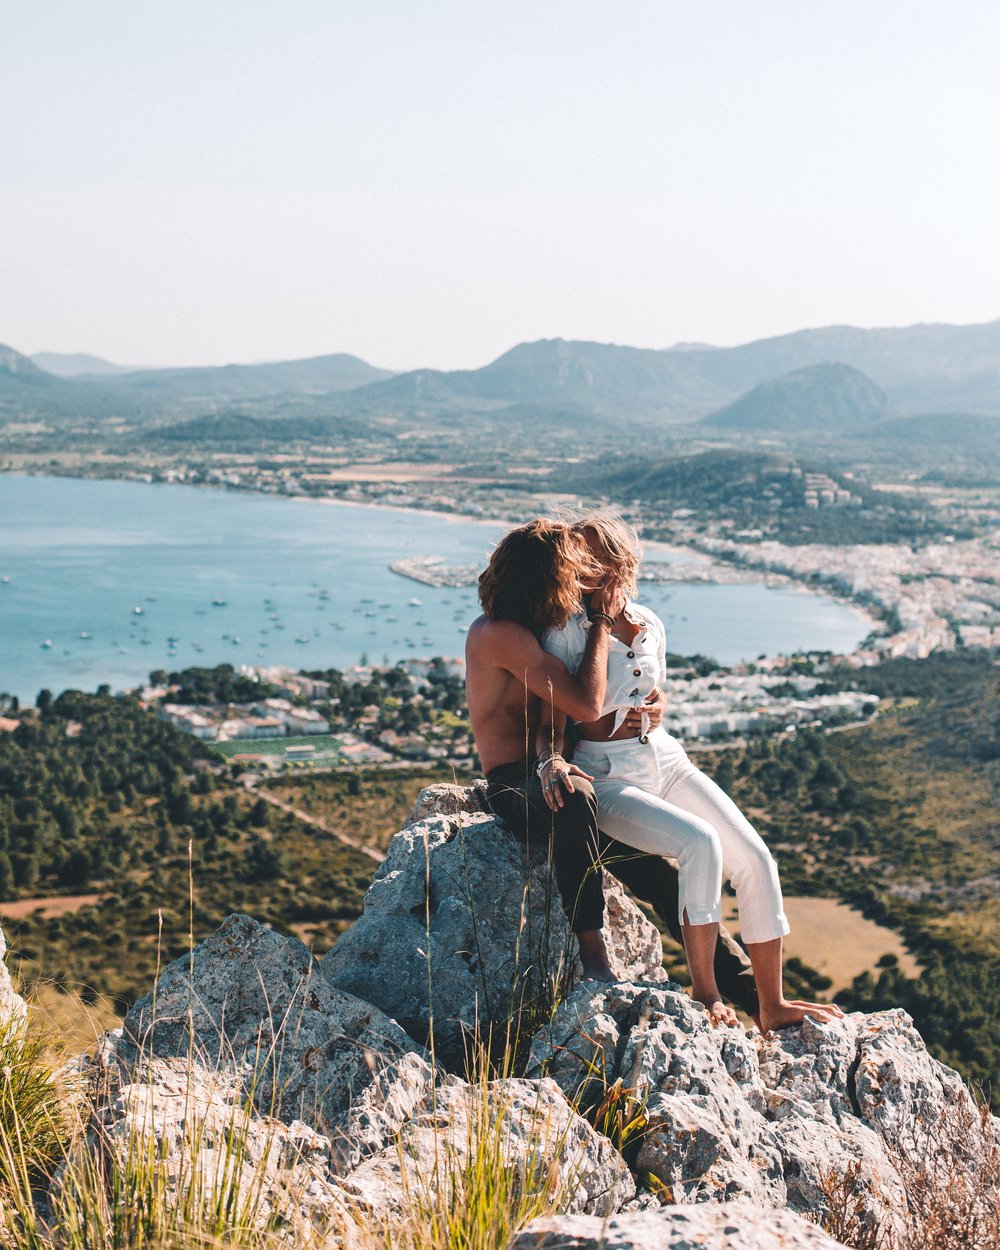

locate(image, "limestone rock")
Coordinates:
115 912 427 1167
321 784 665 1065
528 982 785 1206
58 1053 364 1246
527 982 984 1240
852 1008 976 1142
342 1075 634 1220
0 922 27 1033
511 1202 849 1249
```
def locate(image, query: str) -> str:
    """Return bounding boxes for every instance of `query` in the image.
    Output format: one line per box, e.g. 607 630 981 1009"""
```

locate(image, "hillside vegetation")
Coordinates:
704 362 890 432
0 690 451 1005
1 652 998 1087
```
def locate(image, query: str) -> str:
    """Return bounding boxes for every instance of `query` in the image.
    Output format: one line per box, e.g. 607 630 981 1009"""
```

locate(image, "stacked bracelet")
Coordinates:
592 611 615 629
535 752 565 778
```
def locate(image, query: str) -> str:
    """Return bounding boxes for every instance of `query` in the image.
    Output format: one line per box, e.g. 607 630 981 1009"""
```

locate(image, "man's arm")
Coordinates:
489 615 615 723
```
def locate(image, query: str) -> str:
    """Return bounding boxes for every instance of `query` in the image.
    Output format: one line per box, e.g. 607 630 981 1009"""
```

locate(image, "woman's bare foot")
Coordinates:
759 999 843 1033
790 999 844 1018
695 995 739 1027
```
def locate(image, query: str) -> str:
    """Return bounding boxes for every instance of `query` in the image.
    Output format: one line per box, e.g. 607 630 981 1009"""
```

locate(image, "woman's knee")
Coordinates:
730 838 780 894
678 817 723 878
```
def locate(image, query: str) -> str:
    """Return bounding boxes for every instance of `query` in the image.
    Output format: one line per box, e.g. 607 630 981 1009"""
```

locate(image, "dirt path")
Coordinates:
0 893 104 920
253 789 383 863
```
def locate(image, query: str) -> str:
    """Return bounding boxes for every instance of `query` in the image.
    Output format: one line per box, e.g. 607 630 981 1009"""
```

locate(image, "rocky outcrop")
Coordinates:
115 912 430 1169
0 922 28 1032
526 980 996 1240
66 1053 361 1244
47 783 996 1248
511 1202 848 1249
321 783 665 1065
74 908 634 1240
527 983 787 1208
342 1075 634 1220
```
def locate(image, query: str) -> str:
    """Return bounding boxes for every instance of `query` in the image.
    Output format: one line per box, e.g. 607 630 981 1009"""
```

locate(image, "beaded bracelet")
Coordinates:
592 611 615 629
535 752 565 778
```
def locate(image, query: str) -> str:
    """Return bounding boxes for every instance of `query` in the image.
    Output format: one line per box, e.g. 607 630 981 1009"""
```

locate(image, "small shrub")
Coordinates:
0 1017 66 1197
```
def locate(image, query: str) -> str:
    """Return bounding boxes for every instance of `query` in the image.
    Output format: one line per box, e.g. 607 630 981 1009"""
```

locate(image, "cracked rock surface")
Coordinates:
511 1201 849 1249
321 783 665 1067
0 922 27 1032
115 912 429 1168
527 981 992 1237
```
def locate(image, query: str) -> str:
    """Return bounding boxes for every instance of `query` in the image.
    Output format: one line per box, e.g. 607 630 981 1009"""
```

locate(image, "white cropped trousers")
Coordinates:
574 727 789 945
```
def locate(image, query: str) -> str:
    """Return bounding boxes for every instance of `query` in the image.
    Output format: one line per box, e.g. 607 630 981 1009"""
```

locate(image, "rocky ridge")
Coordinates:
4 782 996 1249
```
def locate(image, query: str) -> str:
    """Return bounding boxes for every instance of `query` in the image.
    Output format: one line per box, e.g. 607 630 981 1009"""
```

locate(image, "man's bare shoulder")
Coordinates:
466 615 541 663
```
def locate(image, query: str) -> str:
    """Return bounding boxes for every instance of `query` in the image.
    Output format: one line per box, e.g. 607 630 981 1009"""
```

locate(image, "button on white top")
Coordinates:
543 602 667 735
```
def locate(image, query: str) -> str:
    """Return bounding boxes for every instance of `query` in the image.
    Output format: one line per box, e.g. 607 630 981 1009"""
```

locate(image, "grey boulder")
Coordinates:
341 1075 634 1221
115 912 428 1168
0 923 27 1032
62 1054 362 1244
528 982 786 1207
528 982 988 1240
321 783 665 1065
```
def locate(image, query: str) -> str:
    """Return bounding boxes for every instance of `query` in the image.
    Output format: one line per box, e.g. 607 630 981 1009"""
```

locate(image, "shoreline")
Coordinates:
1 469 885 671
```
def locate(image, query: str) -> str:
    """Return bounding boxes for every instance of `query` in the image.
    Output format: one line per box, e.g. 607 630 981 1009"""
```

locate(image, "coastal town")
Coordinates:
55 455 991 771
133 648 882 774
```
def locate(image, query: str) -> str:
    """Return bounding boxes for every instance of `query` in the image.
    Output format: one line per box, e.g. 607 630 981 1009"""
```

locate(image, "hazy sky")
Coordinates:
3 2 999 370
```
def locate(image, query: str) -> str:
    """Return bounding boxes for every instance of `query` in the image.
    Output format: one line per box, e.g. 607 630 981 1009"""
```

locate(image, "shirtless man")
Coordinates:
465 517 625 978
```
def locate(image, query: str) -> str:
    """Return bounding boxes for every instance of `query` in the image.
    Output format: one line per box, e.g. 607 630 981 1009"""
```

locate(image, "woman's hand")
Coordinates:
644 686 667 728
539 758 594 811
622 687 667 734
591 574 627 622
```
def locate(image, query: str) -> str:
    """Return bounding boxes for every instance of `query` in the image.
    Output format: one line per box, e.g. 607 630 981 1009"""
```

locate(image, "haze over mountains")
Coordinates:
3 318 1000 437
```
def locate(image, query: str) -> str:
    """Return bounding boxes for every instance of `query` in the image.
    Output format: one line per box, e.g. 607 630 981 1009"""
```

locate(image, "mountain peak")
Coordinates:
0 343 44 376
705 361 891 432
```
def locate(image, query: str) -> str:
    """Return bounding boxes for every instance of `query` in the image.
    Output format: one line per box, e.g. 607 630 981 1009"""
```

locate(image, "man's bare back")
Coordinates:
465 592 623 775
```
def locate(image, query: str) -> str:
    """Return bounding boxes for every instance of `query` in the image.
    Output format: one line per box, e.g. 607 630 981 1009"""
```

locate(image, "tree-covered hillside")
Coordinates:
1 652 998 1087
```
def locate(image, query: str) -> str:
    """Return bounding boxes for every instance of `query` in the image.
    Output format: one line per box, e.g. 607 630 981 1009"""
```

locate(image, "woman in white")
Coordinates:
538 513 843 1032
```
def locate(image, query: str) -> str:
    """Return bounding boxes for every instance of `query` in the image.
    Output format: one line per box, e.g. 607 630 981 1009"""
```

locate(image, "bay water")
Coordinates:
0 475 872 702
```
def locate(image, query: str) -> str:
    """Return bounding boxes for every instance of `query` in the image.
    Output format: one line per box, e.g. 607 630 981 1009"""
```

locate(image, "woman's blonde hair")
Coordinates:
478 518 599 635
571 512 641 595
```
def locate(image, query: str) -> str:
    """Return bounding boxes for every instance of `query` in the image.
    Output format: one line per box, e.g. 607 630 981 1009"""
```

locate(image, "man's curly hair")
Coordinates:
478 518 597 635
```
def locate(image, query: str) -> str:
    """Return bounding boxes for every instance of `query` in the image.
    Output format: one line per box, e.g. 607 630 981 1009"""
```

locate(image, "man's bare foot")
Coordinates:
577 929 615 982
694 995 739 1027
759 999 843 1033
581 960 617 983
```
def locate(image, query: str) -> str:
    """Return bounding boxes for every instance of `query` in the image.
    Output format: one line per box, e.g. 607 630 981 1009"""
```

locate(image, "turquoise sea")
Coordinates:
0 475 873 702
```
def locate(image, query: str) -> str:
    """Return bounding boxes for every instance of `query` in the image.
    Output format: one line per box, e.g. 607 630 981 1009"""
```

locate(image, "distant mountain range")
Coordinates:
4 319 1000 436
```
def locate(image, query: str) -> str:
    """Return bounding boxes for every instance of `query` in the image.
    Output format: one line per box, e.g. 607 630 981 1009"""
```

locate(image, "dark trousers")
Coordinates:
486 758 605 934
485 757 760 1018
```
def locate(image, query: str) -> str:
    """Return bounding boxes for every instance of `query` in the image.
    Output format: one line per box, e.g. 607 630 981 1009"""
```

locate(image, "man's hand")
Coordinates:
622 687 668 734
539 759 594 811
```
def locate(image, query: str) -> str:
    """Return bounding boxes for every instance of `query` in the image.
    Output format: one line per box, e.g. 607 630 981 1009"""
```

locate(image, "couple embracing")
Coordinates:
465 514 842 1033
